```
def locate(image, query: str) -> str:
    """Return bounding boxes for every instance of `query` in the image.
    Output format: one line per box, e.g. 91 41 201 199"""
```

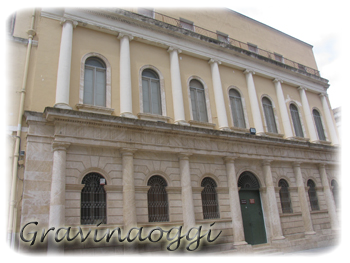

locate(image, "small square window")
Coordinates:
180 17 194 31
0 1 17 35
274 53 284 63
248 43 258 53
138 8 154 18
217 31 229 43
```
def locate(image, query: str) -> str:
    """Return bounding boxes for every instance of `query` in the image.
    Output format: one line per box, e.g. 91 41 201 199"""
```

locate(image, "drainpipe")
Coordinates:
7 9 36 249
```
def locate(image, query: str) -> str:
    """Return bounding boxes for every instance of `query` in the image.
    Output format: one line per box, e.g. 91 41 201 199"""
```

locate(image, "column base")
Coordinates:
120 112 138 119
233 241 248 246
272 235 285 240
174 120 190 126
305 231 316 235
54 103 72 110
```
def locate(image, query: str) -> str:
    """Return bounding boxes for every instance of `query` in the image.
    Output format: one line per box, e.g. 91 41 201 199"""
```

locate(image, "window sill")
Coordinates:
137 112 171 123
312 140 332 145
76 104 114 115
289 136 310 142
188 120 216 129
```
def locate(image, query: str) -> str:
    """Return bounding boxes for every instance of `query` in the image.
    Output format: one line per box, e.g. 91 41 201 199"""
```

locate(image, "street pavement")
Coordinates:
232 243 350 263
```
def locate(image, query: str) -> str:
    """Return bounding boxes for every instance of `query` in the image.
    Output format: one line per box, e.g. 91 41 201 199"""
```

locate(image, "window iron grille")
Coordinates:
278 179 293 213
81 173 107 225
307 180 320 211
201 177 220 219
147 175 169 222
238 172 260 190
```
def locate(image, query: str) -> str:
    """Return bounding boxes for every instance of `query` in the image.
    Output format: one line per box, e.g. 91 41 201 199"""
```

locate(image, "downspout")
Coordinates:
7 9 36 249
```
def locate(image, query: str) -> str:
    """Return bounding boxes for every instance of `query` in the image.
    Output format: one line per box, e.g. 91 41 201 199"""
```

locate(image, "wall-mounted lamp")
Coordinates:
249 128 256 135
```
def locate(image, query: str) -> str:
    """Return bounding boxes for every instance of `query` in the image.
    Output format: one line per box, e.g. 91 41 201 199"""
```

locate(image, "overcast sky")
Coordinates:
229 0 349 110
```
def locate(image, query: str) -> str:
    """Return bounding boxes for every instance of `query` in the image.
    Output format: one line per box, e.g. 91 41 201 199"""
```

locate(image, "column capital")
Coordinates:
318 93 328 98
118 32 134 41
292 161 302 168
262 159 273 166
178 152 192 160
318 163 326 169
167 46 182 54
208 58 221 65
243 69 255 75
297 86 307 92
272 78 283 84
52 141 71 152
120 148 137 156
224 156 238 163
60 18 78 28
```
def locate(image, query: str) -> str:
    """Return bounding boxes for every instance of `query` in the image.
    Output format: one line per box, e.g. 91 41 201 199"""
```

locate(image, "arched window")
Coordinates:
262 97 278 133
81 173 107 225
278 179 293 213
331 179 339 208
290 104 304 137
229 89 246 128
190 79 208 122
142 69 162 115
307 179 319 211
84 57 106 107
313 109 326 141
201 177 220 219
147 175 169 222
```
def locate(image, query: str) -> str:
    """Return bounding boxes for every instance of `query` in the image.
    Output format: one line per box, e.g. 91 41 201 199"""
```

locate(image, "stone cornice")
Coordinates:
24 108 339 165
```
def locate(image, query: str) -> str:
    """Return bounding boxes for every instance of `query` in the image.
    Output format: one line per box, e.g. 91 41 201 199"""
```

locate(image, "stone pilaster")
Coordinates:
178 153 195 231
168 47 188 125
273 79 293 138
224 157 247 246
208 59 229 130
293 162 315 235
54 19 77 109
47 141 70 254
244 69 264 134
262 160 285 240
121 148 141 261
318 163 339 230
118 33 137 119
298 87 318 142
319 93 339 145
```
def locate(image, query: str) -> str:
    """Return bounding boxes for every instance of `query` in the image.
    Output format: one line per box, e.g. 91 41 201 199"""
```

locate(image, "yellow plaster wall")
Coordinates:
135 8 317 70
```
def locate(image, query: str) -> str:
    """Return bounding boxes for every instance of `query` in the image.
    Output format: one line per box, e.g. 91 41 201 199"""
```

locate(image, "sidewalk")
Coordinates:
232 244 350 263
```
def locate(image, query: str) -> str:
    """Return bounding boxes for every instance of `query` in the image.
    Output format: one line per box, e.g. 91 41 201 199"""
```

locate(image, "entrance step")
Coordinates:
253 244 283 258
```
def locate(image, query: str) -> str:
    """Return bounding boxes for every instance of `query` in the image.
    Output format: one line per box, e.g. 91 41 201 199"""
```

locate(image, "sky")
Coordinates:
228 0 348 110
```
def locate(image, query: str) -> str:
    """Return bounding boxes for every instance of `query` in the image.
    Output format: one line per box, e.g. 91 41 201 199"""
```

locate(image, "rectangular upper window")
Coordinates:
180 17 194 31
0 1 17 35
274 53 284 63
138 8 154 18
217 31 229 43
248 43 258 53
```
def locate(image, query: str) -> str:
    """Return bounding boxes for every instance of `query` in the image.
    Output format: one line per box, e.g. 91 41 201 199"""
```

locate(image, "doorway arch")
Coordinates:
238 171 267 245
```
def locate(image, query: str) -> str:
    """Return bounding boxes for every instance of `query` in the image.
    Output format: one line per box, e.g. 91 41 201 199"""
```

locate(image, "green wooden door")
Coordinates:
239 190 267 245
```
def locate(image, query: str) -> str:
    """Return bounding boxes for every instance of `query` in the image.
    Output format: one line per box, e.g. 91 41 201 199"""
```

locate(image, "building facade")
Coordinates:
7 7 340 254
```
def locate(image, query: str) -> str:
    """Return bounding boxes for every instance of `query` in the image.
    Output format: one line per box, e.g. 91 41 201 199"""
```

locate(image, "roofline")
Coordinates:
224 7 314 48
